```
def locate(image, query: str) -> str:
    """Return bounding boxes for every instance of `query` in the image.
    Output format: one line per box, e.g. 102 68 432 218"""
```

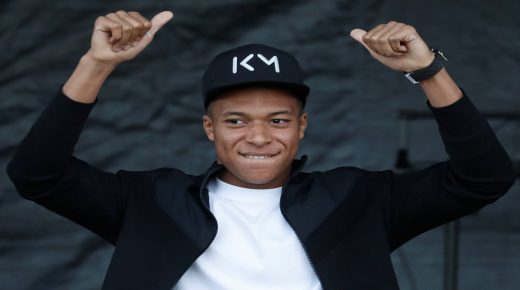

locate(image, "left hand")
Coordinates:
350 21 434 72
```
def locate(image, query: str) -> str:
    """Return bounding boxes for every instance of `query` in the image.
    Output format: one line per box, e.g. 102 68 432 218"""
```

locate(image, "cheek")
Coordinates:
213 129 243 152
282 125 302 140
273 130 301 150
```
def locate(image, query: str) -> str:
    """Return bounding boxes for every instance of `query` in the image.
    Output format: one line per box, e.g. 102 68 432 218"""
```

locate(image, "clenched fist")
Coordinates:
87 10 174 65
350 21 434 72
62 10 173 103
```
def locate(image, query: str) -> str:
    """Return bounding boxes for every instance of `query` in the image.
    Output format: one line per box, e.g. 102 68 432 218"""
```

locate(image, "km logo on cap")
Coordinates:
232 54 280 74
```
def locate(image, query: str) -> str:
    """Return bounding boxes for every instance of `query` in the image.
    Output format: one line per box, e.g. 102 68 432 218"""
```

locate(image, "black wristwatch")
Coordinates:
404 48 447 84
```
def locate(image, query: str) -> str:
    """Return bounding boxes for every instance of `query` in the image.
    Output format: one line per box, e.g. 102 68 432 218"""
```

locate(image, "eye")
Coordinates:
225 119 246 126
270 119 290 125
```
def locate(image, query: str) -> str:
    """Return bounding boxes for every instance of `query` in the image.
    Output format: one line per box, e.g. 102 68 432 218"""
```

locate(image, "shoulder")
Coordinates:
313 166 392 181
295 166 393 193
115 167 200 188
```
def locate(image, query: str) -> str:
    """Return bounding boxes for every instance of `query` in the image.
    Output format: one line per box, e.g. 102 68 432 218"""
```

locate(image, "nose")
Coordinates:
245 122 272 146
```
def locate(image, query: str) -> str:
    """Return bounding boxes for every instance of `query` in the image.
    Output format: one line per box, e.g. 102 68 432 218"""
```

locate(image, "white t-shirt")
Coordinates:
172 178 322 290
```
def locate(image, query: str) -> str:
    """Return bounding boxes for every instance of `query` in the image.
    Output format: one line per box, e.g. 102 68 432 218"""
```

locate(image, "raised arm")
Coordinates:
64 10 173 103
350 21 463 107
6 10 173 244
349 22 516 249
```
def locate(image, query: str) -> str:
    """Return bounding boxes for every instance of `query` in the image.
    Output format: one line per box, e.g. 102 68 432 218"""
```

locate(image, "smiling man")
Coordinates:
6 10 516 290
203 85 308 189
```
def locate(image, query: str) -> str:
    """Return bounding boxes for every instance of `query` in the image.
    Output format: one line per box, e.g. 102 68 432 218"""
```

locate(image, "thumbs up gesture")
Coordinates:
350 21 434 72
87 10 174 65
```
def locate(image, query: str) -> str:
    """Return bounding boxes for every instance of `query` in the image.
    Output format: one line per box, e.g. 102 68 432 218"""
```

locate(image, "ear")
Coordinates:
298 112 308 139
203 114 215 141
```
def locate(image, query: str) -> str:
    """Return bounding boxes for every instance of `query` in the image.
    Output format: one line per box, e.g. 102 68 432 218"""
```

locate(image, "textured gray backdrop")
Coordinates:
1 0 519 289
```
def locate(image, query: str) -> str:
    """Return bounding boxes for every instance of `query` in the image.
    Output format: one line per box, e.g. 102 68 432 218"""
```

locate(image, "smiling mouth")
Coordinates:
240 153 278 160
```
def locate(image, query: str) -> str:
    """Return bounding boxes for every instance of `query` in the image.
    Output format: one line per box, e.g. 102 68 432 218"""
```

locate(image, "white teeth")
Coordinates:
243 154 272 160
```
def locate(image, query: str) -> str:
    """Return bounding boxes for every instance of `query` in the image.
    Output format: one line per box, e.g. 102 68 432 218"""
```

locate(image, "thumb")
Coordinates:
148 11 174 37
349 28 371 51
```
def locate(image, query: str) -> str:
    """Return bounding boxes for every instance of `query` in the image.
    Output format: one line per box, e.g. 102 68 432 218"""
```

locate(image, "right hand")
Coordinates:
86 10 174 65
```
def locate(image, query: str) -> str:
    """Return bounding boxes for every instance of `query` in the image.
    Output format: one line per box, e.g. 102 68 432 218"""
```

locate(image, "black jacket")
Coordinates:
6 90 516 290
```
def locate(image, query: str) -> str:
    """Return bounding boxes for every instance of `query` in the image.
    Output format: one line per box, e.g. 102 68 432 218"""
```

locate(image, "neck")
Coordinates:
217 168 290 189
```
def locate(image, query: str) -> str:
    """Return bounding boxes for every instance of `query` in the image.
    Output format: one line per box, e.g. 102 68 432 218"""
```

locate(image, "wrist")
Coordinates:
63 54 117 104
420 68 463 108
415 52 435 71
81 52 118 73
404 48 447 84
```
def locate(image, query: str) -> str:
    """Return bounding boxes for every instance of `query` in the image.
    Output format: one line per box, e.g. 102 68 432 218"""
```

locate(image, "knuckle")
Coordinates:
129 11 142 18
387 20 397 25
404 24 416 32
116 10 127 15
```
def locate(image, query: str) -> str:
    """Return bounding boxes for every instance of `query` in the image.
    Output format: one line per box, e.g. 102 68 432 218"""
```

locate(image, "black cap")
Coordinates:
202 43 310 110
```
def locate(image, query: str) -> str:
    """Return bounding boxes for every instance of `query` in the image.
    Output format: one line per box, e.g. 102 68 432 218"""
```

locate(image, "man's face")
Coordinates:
203 86 308 189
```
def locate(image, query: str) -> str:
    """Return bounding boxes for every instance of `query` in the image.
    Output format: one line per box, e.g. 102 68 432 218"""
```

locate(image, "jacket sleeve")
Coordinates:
387 92 516 250
6 90 128 245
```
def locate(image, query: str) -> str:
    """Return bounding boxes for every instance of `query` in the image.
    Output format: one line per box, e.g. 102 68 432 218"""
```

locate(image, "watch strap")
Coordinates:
404 48 447 84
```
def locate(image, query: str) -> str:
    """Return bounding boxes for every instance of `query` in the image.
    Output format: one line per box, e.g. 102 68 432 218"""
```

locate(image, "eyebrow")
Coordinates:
222 110 292 117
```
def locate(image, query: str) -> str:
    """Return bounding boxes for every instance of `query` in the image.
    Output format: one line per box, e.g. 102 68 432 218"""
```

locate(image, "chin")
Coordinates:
240 172 277 185
227 169 283 189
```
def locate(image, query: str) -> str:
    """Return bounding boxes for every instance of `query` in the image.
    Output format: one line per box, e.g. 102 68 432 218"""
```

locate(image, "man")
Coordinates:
6 10 515 290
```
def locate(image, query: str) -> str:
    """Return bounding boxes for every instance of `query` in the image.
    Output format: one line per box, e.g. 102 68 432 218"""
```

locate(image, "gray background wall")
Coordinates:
1 0 519 289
